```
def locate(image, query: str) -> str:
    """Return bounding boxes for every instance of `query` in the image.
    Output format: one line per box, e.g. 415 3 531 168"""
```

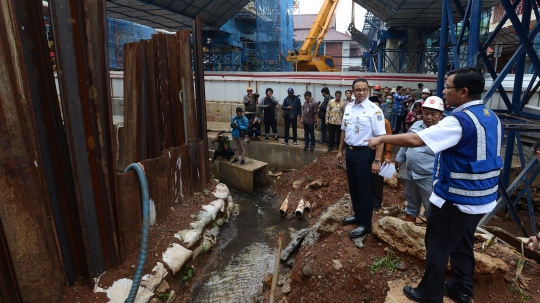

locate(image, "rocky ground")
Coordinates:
259 152 540 303
62 149 540 303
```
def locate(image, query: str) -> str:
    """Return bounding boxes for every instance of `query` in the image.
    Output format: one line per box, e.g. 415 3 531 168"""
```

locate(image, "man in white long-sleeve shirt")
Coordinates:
366 66 503 303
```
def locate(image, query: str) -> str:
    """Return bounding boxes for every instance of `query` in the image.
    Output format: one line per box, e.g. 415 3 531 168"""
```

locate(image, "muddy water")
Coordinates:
190 190 308 303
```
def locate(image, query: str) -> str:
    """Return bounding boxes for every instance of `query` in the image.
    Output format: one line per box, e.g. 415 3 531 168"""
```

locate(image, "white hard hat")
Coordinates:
422 96 445 111
422 88 430 94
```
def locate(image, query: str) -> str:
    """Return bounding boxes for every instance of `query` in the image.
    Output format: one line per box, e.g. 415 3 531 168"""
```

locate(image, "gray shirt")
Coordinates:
395 121 436 180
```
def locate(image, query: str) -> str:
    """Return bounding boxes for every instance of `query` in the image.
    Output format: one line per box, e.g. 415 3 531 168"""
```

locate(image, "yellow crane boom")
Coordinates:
286 0 340 72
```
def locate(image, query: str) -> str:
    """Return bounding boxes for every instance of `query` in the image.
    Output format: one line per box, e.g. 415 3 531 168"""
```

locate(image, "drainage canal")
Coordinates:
189 189 309 302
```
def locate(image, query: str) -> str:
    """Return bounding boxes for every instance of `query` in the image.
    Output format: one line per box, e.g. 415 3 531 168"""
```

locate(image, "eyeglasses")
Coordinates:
444 85 462 90
353 88 370 92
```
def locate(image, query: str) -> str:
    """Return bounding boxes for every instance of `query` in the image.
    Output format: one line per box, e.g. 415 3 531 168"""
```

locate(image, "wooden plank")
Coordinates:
116 172 142 259
483 226 540 263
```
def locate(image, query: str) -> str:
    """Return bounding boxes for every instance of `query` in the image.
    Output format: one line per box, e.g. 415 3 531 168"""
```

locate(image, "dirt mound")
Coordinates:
266 152 540 303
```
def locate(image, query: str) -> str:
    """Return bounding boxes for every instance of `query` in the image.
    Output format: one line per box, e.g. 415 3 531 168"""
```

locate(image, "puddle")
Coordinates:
190 190 309 303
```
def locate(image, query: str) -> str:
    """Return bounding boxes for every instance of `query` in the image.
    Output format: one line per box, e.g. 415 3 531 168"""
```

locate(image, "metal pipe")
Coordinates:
124 163 150 303
436 0 450 97
269 232 284 303
467 0 482 66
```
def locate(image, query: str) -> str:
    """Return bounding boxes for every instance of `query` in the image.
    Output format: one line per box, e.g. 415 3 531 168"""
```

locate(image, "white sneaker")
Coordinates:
293 142 298 146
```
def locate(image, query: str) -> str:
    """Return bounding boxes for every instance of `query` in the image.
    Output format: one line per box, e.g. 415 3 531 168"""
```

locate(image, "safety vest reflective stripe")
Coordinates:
449 170 500 180
463 110 487 161
497 118 502 157
448 185 498 197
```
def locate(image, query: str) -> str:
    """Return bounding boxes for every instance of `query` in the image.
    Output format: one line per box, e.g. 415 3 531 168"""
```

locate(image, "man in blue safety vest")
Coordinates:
366 66 503 303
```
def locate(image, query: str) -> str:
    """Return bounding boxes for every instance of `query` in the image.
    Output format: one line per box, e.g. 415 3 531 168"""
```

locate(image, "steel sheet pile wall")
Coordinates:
49 0 121 282
117 146 192 256
119 27 210 257
0 0 85 301
122 30 208 192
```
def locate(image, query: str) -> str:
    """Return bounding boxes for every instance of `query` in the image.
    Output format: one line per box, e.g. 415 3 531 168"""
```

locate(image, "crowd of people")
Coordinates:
212 81 437 165
210 66 526 303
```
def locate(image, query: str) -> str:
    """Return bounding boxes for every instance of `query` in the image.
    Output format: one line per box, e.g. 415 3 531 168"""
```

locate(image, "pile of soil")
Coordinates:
264 152 540 303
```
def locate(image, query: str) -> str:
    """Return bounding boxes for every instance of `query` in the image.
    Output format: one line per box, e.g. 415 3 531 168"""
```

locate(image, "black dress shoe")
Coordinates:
349 226 371 238
403 286 422 302
444 284 470 303
341 216 360 225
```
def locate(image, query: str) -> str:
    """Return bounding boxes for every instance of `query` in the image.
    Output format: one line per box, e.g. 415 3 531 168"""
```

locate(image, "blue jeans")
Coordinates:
303 124 315 148
320 118 327 143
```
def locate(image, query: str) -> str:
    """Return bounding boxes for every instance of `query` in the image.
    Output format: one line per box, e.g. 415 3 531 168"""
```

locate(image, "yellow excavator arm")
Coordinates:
286 0 340 72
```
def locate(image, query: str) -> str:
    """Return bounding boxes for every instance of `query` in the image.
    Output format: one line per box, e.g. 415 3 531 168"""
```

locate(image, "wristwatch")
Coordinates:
374 159 381 163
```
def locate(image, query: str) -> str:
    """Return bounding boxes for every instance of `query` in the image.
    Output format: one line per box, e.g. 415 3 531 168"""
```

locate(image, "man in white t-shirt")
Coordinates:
366 66 503 303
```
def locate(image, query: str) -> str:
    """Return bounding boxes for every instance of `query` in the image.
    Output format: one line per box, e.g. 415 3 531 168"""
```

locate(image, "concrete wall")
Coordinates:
209 138 325 171
206 101 331 142
99 72 540 117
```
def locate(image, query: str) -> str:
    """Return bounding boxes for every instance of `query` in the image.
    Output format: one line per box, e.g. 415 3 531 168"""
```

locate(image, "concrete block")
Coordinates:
218 158 268 194
206 102 235 123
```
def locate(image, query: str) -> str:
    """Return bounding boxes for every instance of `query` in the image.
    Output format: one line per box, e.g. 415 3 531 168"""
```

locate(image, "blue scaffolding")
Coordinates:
255 0 294 71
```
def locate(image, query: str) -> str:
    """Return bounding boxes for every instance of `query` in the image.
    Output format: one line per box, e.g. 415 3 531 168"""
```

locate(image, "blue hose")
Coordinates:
124 163 150 303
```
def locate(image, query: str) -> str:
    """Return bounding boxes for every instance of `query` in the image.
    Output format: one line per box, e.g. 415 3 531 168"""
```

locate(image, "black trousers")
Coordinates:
345 147 375 228
394 115 406 134
284 117 297 143
303 123 315 148
327 123 341 149
416 201 484 302
264 116 278 135
212 149 234 161
372 174 384 208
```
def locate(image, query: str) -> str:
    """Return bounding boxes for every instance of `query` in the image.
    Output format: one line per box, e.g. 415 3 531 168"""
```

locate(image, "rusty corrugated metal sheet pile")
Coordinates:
0 1 209 301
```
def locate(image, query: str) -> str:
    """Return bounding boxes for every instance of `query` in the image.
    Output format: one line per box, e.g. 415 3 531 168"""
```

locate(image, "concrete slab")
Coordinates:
208 136 326 171
218 158 269 194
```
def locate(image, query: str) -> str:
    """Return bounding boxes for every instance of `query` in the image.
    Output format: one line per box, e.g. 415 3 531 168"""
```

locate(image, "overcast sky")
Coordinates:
294 0 367 34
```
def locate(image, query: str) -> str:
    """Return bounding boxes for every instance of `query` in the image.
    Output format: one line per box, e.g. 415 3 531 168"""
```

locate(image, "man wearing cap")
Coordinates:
366 66 503 303
243 87 260 121
300 91 318 151
282 88 302 146
396 96 444 223
409 88 431 112
414 83 424 101
337 78 386 239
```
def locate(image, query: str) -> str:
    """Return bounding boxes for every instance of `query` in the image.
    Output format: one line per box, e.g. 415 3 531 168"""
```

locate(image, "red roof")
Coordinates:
294 29 352 42
293 14 336 30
